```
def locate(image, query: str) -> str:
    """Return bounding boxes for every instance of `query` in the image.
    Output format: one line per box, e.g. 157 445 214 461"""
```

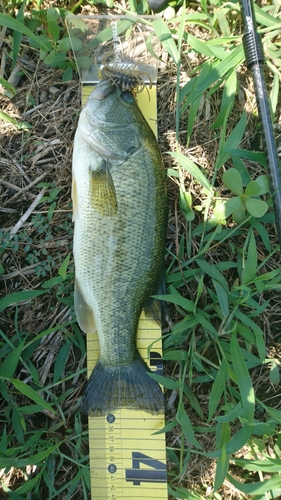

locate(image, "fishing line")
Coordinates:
239 0 281 247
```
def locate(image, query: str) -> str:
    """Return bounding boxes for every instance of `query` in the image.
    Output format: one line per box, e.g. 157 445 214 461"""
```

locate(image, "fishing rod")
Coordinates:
239 0 281 248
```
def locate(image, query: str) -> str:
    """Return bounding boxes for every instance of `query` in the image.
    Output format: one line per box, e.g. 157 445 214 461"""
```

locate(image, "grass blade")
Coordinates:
208 359 228 421
214 423 230 491
243 232 257 285
177 402 202 449
227 472 281 495
9 378 57 414
231 335 255 423
212 65 237 129
170 152 212 192
153 18 180 64
0 290 46 312
183 44 244 107
0 14 49 50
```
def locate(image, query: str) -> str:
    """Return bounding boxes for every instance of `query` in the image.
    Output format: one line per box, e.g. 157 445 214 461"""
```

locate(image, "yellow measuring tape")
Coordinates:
82 84 168 500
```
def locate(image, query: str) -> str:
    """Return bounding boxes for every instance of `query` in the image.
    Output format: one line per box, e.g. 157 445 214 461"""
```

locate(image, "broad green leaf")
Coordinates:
269 361 280 384
212 70 237 129
14 469 43 494
153 420 177 435
214 6 231 37
12 407 25 444
58 253 71 278
207 425 253 458
254 4 279 27
47 8 60 44
243 232 257 285
170 152 212 192
214 275 229 315
184 44 244 107
234 457 281 473
245 198 268 218
232 155 251 184
231 335 255 423
235 310 265 361
255 174 270 195
177 0 186 50
176 402 201 448
57 37 76 52
156 292 194 312
0 290 46 312
0 110 18 125
44 50 56 65
215 402 243 422
1 341 24 378
256 402 281 424
76 56 92 70
13 1 25 69
180 190 195 221
225 148 266 167
223 168 243 195
213 198 241 219
233 203 246 223
0 426 7 453
148 372 180 390
65 14 88 32
250 219 271 252
244 180 261 197
208 359 228 420
88 19 134 48
153 18 180 64
185 32 214 57
270 72 279 118
183 384 204 419
53 341 71 383
42 276 64 289
214 423 230 491
216 111 247 170
10 379 57 414
187 62 211 145
0 14 49 50
196 259 229 289
0 77 16 97
163 349 188 361
168 486 203 499
227 472 281 494
0 442 61 468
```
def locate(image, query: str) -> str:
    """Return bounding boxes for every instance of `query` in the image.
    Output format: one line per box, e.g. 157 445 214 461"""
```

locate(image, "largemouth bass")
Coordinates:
72 80 167 416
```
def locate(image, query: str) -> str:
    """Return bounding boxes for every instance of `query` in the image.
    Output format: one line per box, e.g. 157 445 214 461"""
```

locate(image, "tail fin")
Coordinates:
81 357 164 416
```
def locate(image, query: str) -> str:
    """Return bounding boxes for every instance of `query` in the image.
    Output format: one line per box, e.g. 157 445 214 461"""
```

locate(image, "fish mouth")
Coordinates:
89 80 115 100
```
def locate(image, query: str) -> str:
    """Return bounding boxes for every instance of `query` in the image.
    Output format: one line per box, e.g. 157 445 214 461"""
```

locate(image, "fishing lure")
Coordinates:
99 51 152 94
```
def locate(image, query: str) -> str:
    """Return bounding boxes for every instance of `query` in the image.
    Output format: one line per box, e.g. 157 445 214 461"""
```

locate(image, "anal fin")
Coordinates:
74 278 96 333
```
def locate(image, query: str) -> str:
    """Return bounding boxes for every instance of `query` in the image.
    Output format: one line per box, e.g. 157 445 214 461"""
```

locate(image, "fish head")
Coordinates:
85 80 141 128
79 80 147 161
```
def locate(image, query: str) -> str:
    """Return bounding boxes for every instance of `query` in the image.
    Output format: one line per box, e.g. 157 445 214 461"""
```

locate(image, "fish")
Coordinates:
72 79 167 416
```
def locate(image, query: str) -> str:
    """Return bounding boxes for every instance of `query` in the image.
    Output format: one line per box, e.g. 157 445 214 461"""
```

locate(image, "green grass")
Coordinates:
1 0 281 498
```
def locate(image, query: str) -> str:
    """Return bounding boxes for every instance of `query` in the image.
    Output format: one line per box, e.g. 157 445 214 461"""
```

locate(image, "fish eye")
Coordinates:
121 91 135 103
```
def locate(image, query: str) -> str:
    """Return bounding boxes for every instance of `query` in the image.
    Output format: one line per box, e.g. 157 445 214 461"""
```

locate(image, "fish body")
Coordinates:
72 80 167 416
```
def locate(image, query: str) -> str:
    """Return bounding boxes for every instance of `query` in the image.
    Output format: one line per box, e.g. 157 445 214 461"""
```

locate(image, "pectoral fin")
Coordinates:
74 278 96 333
71 176 78 222
90 163 118 217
